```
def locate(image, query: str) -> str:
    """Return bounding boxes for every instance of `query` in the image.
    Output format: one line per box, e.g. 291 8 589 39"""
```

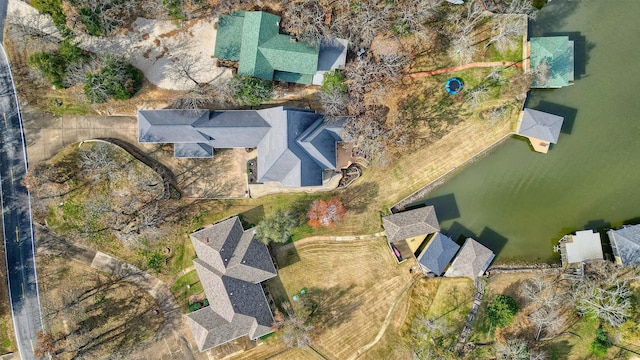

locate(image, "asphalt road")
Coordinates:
0 44 45 359
0 0 6 43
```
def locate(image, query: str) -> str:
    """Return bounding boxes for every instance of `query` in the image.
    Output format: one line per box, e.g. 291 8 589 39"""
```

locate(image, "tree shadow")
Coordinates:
302 285 362 329
238 205 265 228
339 181 379 214
408 193 460 222
272 244 300 269
529 1 583 38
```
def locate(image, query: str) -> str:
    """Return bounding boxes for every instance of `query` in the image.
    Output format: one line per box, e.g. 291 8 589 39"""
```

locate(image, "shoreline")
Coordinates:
391 131 516 212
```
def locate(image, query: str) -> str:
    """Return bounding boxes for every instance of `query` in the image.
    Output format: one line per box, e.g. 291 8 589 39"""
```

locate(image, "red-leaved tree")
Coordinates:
307 197 345 228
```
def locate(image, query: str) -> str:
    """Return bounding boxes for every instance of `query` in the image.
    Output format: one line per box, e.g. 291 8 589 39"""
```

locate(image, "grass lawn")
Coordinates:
37 254 162 358
360 277 474 359
233 239 414 360
170 270 203 313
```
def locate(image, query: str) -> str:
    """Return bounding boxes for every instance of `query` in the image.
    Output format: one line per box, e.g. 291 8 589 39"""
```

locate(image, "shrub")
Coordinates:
58 39 84 63
84 56 143 103
28 52 66 88
307 198 345 228
146 251 165 273
79 7 105 36
321 70 347 94
590 327 611 357
487 294 519 328
255 210 298 245
32 0 69 34
163 0 184 21
230 76 273 106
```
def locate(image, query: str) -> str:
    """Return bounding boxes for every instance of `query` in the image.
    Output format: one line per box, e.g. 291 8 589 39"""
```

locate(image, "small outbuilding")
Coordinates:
382 206 440 260
444 238 495 283
529 36 575 88
516 108 564 153
416 232 460 276
607 225 640 266
558 229 604 268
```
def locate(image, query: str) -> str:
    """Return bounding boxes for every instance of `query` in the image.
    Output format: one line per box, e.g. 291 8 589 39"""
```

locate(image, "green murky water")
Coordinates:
415 1 640 263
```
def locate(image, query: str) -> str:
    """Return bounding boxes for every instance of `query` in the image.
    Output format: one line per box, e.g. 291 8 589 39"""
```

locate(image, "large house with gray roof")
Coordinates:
214 11 348 85
607 225 640 266
138 106 348 187
186 216 277 352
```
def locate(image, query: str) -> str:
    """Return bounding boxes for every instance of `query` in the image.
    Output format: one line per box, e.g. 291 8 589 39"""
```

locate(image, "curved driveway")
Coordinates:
0 44 45 359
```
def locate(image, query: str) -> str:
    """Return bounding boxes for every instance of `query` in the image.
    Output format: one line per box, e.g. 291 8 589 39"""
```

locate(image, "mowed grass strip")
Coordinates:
274 240 414 359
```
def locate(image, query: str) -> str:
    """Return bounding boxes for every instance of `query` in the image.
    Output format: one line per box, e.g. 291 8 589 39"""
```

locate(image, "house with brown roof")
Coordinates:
382 206 440 261
444 238 495 282
186 216 277 352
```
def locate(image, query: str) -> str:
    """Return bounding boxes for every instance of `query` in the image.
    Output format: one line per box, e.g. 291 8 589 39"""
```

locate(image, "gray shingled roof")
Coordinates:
312 38 349 85
382 206 440 243
137 106 344 187
607 225 640 266
186 216 277 351
174 143 214 158
444 238 495 282
518 108 564 143
417 232 460 276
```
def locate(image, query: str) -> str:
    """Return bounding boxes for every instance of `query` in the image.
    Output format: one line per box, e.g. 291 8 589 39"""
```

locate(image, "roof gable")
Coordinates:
518 108 564 143
216 11 320 83
187 216 277 351
608 225 640 265
382 206 440 243
417 232 460 275
137 107 344 187
444 238 495 281
530 36 575 88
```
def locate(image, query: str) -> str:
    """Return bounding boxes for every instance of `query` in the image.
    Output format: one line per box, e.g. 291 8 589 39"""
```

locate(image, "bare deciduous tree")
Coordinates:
282 0 328 46
574 280 632 327
279 302 316 348
464 85 489 110
488 15 526 53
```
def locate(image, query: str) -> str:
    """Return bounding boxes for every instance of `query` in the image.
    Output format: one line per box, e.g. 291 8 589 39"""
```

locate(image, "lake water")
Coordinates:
415 1 640 263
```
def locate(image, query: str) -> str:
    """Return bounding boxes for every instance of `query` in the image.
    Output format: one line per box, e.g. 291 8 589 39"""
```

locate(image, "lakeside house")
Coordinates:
186 216 278 352
444 238 495 283
557 230 604 268
382 206 441 262
528 36 575 88
138 107 351 187
214 11 348 85
416 232 460 276
516 108 564 153
607 225 640 266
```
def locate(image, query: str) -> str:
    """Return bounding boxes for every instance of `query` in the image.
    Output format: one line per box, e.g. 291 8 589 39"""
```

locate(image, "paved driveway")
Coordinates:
21 111 250 198
21 111 138 164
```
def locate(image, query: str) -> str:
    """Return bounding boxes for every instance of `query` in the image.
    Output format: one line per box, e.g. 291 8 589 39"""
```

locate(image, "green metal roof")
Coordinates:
530 36 575 88
214 14 245 61
214 11 319 84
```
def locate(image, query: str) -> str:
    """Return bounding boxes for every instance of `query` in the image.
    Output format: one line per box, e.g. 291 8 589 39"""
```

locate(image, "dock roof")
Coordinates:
444 238 495 282
564 230 604 264
382 206 440 243
416 232 460 275
518 108 564 143
530 36 575 88
607 225 640 266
